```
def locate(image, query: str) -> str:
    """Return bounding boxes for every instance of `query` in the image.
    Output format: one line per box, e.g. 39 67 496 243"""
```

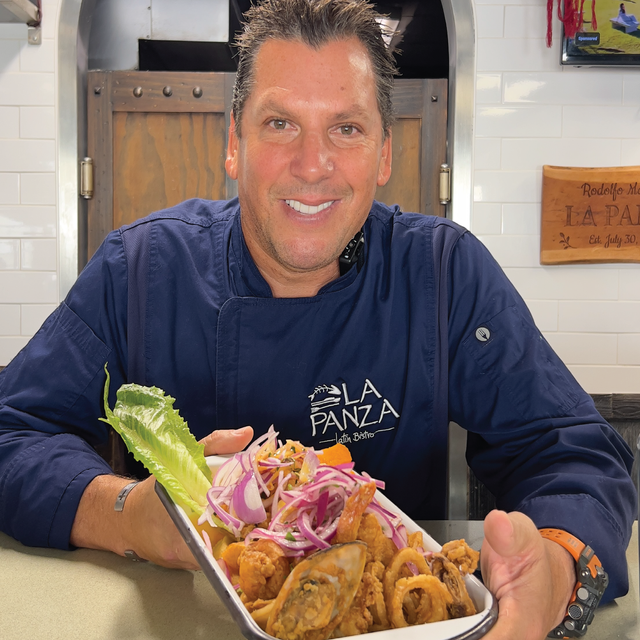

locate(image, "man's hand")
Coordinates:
70 426 254 569
481 510 576 640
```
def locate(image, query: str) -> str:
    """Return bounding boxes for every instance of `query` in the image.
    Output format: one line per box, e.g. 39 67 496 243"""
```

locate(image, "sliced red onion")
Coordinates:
217 558 231 581
245 528 314 556
213 455 242 486
297 510 331 550
316 490 329 526
207 491 243 535
230 470 267 524
206 426 407 559
252 450 270 498
201 528 213 555
392 523 409 550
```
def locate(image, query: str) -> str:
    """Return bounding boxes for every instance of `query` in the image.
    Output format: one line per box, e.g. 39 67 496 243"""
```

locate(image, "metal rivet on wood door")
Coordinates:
133 87 143 98
163 86 173 97
94 87 102 95
431 95 438 102
193 87 203 98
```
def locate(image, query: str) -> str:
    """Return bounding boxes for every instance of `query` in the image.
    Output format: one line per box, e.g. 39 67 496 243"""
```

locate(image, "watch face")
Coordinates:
548 553 609 639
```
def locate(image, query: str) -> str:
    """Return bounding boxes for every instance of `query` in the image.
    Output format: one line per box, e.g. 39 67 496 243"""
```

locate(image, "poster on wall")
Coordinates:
562 1 640 65
541 165 640 264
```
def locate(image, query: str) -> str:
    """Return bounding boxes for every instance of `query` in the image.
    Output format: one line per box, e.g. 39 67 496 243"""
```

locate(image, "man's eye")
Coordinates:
340 125 356 135
271 119 287 130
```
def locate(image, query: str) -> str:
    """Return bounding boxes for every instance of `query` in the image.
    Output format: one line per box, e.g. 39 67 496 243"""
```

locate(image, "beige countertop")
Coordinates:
1 521 637 640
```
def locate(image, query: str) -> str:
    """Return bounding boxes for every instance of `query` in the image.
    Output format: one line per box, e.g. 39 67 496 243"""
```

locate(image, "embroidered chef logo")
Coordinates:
308 379 400 446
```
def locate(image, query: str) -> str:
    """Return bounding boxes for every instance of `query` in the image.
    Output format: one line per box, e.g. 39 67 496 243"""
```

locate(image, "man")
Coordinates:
0 1 635 639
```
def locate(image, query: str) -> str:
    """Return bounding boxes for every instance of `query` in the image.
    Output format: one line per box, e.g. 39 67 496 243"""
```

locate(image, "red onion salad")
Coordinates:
197 426 409 557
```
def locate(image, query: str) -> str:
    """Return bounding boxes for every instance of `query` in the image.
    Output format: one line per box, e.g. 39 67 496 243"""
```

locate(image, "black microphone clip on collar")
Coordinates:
339 230 365 276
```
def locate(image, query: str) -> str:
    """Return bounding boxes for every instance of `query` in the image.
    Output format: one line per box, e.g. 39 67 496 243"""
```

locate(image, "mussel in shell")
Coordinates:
266 541 367 640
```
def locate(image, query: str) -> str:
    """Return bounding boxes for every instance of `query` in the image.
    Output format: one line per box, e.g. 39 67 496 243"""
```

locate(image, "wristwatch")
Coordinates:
539 528 609 638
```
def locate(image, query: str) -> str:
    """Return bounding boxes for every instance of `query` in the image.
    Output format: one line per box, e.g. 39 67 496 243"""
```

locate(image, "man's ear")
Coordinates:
225 113 239 180
377 131 392 187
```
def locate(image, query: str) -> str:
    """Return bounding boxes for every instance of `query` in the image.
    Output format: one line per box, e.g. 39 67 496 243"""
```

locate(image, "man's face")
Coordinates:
226 37 392 292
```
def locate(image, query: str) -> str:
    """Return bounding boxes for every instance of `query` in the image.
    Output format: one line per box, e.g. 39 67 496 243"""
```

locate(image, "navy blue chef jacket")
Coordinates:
0 199 635 602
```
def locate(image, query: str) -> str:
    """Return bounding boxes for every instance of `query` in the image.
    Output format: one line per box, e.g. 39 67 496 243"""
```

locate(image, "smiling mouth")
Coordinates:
285 199 335 215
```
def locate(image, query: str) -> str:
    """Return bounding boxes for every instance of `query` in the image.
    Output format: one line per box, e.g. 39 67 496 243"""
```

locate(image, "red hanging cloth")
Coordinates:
547 0 597 47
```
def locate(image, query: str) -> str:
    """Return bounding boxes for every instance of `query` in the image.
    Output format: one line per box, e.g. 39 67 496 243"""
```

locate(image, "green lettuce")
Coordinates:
100 365 212 516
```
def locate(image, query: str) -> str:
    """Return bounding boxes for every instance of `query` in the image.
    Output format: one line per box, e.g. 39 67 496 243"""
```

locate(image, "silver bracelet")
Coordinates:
114 480 140 512
115 481 148 562
124 549 148 562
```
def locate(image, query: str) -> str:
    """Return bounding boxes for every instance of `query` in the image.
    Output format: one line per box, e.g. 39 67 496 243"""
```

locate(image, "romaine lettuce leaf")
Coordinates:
100 366 212 516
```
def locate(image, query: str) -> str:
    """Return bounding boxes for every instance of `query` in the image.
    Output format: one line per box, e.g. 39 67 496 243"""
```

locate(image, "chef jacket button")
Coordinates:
475 327 491 342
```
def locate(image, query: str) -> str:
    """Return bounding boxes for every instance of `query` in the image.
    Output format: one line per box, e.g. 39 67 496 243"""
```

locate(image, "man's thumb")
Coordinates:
201 426 254 455
484 509 536 558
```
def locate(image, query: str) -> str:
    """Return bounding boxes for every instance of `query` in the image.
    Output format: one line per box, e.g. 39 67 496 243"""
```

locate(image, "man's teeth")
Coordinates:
286 199 334 214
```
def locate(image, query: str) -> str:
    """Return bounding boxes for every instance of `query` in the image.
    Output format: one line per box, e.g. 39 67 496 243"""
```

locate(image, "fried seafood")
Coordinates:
236 535 480 637
266 542 367 640
238 539 290 601
247 599 276 630
389 575 453 627
335 482 377 544
221 541 245 576
430 553 477 618
363 561 388 631
383 547 433 610
441 538 480 575
203 429 481 638
333 570 376 637
356 513 396 566
407 531 424 550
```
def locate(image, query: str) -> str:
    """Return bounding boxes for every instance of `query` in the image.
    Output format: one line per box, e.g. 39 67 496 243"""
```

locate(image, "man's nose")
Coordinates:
289 131 334 182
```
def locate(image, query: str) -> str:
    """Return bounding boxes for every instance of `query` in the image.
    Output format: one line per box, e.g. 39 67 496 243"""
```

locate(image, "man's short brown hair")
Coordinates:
232 0 397 137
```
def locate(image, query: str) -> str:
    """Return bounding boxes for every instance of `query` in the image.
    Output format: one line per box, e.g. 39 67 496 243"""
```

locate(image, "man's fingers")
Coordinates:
201 426 254 456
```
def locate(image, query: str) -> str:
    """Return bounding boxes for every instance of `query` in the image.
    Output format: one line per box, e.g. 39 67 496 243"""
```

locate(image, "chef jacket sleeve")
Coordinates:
0 230 129 549
446 229 637 604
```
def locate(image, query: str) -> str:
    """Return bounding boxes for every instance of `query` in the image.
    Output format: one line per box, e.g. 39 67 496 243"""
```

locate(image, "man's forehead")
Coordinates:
252 36 374 77
245 39 381 125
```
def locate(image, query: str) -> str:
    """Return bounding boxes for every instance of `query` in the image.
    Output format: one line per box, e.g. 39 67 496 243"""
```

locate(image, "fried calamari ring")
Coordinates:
383 547 432 610
441 538 480 575
389 575 452 627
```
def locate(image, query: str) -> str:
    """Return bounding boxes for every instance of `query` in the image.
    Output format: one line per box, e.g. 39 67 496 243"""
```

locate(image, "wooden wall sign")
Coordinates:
541 165 640 264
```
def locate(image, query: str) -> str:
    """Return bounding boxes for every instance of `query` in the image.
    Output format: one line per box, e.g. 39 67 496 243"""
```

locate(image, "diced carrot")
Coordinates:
316 442 352 466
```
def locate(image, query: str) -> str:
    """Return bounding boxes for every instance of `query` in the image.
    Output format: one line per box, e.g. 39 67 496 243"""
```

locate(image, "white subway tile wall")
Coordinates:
0 0 58 365
0 304 20 334
474 3 640 393
0 0 638 393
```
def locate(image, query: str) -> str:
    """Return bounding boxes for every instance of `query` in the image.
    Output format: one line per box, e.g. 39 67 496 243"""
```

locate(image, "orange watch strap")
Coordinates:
539 528 583 560
539 528 602 579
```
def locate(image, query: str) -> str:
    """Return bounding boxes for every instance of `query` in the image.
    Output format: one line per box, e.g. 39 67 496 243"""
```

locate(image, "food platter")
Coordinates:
155 455 498 640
